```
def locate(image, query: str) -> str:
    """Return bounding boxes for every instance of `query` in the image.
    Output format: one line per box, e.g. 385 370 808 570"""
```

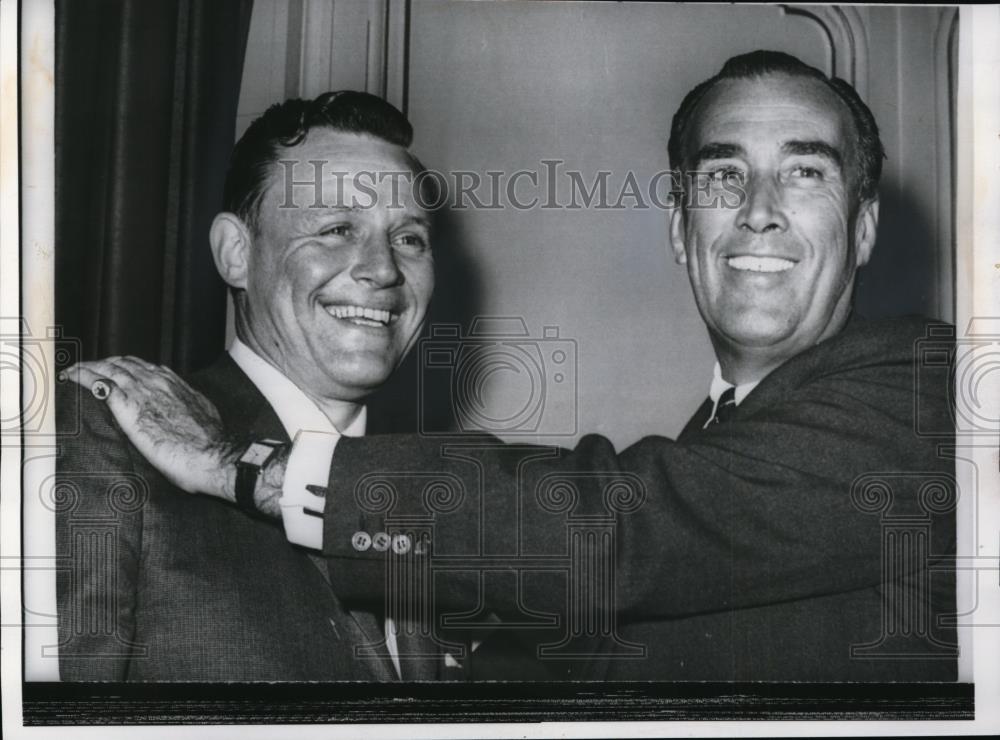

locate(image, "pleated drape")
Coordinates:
55 0 253 373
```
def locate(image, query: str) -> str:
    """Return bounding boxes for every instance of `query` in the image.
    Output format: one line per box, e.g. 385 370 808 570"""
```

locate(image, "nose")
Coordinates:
735 174 787 233
350 234 403 288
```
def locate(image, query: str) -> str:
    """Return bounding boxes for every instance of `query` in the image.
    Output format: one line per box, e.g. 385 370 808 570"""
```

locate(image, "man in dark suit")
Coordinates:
67 51 957 681
56 91 437 680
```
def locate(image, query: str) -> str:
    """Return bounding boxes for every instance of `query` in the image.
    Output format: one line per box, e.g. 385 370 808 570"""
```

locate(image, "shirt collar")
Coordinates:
709 362 760 406
228 338 366 439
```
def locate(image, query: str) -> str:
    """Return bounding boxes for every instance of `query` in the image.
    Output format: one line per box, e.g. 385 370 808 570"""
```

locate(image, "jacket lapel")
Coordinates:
681 316 871 435
188 354 289 443
187 354 400 680
306 552 399 681
679 396 714 440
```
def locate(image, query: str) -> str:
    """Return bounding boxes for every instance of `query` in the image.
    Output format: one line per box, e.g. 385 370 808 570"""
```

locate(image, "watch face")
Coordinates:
242 442 276 467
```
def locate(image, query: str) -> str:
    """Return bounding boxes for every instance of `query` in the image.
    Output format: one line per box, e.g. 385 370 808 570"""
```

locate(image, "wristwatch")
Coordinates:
235 439 287 513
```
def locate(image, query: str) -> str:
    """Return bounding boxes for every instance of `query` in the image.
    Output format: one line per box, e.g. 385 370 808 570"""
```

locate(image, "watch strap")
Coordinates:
235 439 286 514
235 457 258 512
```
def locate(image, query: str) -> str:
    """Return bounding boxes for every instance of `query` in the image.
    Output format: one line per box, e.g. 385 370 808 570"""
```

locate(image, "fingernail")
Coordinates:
57 371 66 382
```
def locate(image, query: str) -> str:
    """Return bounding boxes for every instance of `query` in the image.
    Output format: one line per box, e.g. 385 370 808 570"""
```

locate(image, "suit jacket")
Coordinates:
56 354 399 681
319 316 958 681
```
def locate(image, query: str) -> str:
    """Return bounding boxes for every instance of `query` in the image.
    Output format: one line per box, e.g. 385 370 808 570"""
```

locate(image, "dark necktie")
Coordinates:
706 386 737 426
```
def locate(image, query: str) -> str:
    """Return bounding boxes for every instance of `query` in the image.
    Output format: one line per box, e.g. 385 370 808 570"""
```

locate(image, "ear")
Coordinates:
669 207 688 265
853 197 879 268
209 213 252 289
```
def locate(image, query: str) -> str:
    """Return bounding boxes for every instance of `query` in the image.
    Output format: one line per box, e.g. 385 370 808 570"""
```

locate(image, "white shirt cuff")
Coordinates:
281 430 340 549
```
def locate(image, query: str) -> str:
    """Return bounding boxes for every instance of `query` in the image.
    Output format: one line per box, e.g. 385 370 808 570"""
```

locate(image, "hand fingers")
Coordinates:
66 356 166 395
108 356 179 392
155 363 183 382
138 362 206 402
78 359 142 396
65 357 133 380
63 356 205 415
120 355 159 372
62 364 120 401
63 357 148 399
109 356 167 381
153 363 194 393
63 360 149 431
104 357 160 387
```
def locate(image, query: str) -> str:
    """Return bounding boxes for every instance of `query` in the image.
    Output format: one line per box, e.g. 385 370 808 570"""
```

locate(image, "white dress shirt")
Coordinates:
705 361 760 425
228 339 401 676
229 339 366 441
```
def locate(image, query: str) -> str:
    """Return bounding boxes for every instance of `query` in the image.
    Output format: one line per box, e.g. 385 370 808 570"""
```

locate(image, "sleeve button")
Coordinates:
351 531 372 551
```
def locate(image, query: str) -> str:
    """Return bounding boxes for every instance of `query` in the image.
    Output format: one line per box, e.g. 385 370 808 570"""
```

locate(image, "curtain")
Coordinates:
55 0 253 373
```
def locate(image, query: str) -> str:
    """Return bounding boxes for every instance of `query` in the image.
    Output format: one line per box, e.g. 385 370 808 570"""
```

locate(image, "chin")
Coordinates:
720 315 796 349
332 365 396 395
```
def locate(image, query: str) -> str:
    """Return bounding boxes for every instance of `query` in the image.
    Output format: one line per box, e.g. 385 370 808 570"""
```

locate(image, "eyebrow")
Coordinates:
303 207 431 227
690 140 845 170
299 206 353 225
692 143 743 166
781 140 844 168
400 214 432 229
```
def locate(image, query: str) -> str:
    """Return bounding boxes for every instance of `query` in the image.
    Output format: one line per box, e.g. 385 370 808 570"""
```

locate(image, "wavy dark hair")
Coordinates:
223 91 421 234
667 50 885 203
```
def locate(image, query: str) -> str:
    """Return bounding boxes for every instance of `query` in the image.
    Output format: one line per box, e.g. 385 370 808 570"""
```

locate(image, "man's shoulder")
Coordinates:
836 314 952 352
184 353 262 419
183 353 241 398
56 376 118 441
55 353 244 460
184 352 287 440
56 353 237 440
794 314 951 377
54 376 149 502
744 314 952 412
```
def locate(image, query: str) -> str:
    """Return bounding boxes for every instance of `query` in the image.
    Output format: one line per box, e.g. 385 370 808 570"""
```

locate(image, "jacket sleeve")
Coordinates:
321 322 953 622
55 383 146 681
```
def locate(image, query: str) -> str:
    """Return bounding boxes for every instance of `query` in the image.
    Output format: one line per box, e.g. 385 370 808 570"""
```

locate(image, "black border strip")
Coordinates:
23 682 974 724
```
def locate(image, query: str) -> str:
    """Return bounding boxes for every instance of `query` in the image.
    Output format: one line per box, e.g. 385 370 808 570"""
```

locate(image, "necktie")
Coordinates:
705 386 737 427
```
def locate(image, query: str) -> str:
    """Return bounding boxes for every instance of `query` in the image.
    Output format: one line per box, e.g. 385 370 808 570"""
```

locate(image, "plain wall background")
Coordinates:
234 2 958 449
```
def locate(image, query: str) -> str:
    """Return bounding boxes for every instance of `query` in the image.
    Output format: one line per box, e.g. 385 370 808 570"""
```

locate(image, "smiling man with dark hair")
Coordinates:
67 51 957 681
56 91 438 681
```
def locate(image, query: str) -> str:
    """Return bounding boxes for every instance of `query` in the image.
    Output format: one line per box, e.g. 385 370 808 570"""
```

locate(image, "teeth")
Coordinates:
727 256 795 273
325 305 393 325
